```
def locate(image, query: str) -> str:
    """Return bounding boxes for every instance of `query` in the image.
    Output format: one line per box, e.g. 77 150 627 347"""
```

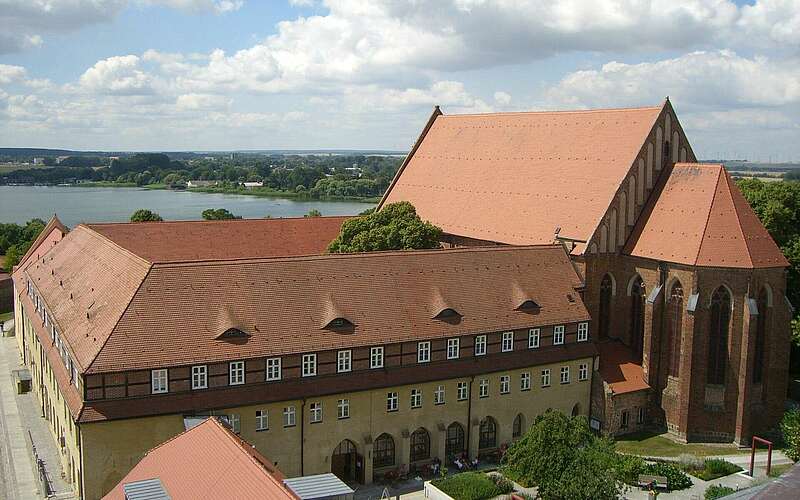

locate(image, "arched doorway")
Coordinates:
629 276 645 363
332 439 362 484
599 274 614 340
410 428 430 463
479 417 497 450
571 403 580 417
512 414 525 439
445 422 465 458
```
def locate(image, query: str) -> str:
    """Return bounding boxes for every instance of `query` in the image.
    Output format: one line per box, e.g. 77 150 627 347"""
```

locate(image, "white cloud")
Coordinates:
78 55 157 95
0 64 27 84
141 0 243 14
175 93 231 110
493 91 511 106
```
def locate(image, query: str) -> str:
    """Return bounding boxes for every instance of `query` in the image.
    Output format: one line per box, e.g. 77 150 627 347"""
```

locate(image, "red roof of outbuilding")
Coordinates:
625 163 788 268
103 417 297 500
596 341 650 394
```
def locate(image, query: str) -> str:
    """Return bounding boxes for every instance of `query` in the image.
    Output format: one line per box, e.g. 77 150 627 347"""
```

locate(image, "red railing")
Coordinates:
750 436 773 477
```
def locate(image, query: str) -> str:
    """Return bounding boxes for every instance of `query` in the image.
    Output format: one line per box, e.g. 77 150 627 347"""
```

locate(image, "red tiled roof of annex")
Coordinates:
596 341 649 394
380 104 664 249
86 216 351 263
625 163 788 268
103 417 297 500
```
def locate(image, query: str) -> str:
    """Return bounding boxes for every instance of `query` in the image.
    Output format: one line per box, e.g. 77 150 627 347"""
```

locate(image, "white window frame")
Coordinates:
457 382 468 401
337 350 352 373
229 361 245 385
502 331 514 352
337 399 350 419
191 365 207 390
554 325 565 345
410 388 422 408
302 354 317 377
417 341 431 363
500 375 510 394
387 392 398 412
560 366 570 384
541 369 551 387
528 328 540 349
266 357 281 381
228 414 241 434
309 402 322 423
579 363 589 381
520 372 531 391
475 335 487 356
370 346 384 369
283 406 296 427
577 322 589 342
434 385 445 405
479 378 489 398
447 338 460 359
256 409 268 431
151 369 168 394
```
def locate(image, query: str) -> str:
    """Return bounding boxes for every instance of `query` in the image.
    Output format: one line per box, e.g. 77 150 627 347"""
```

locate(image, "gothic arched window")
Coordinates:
754 287 769 384
630 276 645 362
599 274 613 340
668 282 684 377
708 286 731 385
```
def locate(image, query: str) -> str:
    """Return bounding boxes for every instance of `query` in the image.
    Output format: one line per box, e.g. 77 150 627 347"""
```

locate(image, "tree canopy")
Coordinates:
0 218 46 272
327 201 442 253
201 208 240 220
129 209 163 222
501 410 624 499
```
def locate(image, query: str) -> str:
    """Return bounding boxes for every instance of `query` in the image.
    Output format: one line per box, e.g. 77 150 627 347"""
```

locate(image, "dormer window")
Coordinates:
434 308 461 320
324 317 354 331
218 328 248 339
517 300 541 311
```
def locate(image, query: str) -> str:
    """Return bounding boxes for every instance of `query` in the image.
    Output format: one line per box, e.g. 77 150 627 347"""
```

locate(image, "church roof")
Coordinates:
625 163 788 268
379 104 664 247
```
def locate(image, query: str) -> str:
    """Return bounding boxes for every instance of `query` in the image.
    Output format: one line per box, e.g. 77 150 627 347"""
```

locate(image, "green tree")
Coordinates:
201 208 239 220
327 202 442 253
130 209 163 222
3 240 32 272
781 409 800 462
305 209 322 218
501 410 624 499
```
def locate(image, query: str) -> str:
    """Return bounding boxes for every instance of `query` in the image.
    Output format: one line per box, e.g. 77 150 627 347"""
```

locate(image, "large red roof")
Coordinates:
103 417 296 500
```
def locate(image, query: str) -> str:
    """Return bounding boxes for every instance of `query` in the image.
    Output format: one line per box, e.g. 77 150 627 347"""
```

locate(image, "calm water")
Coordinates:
0 186 373 226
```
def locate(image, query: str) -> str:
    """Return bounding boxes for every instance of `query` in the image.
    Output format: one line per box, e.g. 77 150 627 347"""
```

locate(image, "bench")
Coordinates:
637 474 668 490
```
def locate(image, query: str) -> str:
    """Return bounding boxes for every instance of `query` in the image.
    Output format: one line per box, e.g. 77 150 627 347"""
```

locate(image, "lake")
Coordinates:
0 186 373 227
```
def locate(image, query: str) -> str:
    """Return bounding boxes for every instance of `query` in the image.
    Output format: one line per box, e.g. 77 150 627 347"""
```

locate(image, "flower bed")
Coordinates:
685 458 743 481
430 472 513 500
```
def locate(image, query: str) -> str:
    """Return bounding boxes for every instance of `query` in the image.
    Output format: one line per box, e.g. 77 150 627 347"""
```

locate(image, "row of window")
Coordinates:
150 323 590 394
218 366 591 432
26 280 79 389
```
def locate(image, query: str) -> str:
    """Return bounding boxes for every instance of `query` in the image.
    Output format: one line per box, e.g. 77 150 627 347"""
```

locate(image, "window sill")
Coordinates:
256 428 268 432
337 416 350 420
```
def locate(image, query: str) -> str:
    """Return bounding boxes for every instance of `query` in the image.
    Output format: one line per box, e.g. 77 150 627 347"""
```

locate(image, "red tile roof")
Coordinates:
596 341 649 394
103 417 296 500
91 245 588 373
15 215 67 270
625 163 788 268
380 105 664 248
86 216 351 263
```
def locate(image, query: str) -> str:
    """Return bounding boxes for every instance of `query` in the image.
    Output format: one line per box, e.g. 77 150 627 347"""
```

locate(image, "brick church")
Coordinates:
380 99 792 444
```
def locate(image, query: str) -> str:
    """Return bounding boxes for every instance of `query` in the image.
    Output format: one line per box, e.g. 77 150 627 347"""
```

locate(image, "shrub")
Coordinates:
640 462 693 491
691 459 742 480
781 409 800 462
488 474 514 493
431 472 509 500
616 454 646 484
678 453 705 470
705 484 735 499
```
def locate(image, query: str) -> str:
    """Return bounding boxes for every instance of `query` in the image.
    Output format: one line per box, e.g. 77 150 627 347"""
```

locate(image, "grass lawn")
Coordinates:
0 312 13 323
768 463 793 478
615 432 748 457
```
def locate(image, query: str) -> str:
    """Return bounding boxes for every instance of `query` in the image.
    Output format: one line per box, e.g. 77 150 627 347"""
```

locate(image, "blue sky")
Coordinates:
0 1 798 160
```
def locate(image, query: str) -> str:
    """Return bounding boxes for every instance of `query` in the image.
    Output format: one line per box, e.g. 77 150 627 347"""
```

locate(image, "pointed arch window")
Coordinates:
668 282 684 377
410 428 430 462
754 287 769 384
445 423 465 457
373 433 395 468
479 417 497 450
708 286 731 385
630 276 646 362
599 274 613 340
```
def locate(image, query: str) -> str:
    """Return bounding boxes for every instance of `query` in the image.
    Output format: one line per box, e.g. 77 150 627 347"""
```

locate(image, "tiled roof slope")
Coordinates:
86 216 350 263
90 245 588 373
380 105 663 247
625 163 788 268
18 225 151 371
103 417 296 500
596 341 649 394
15 215 68 270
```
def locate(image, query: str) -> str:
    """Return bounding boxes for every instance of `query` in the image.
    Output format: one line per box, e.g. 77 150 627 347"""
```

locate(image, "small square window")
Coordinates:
309 402 322 423
500 375 510 394
337 350 352 373
256 410 268 431
541 369 551 387
410 388 422 408
434 385 445 405
387 392 398 412
447 338 460 359
191 365 207 390
417 341 431 363
266 358 281 381
151 369 168 394
520 372 531 391
475 335 487 356
479 378 488 398
370 347 384 369
337 399 350 419
554 325 565 345
283 406 296 427
577 322 589 342
302 354 317 377
560 366 570 384
457 382 468 401
229 361 245 385
502 332 514 352
528 328 540 349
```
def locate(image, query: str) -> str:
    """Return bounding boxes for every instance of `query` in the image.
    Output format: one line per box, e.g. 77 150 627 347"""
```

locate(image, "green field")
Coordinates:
615 432 748 457
0 163 51 174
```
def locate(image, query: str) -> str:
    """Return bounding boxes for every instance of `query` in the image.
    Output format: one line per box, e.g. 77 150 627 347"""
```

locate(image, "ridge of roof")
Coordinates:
721 168 753 267
437 104 663 119
16 214 68 270
83 214 352 229
149 243 566 269
692 164 723 267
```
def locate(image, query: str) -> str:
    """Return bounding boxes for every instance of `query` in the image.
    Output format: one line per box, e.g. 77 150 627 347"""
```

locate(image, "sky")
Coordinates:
0 0 798 160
